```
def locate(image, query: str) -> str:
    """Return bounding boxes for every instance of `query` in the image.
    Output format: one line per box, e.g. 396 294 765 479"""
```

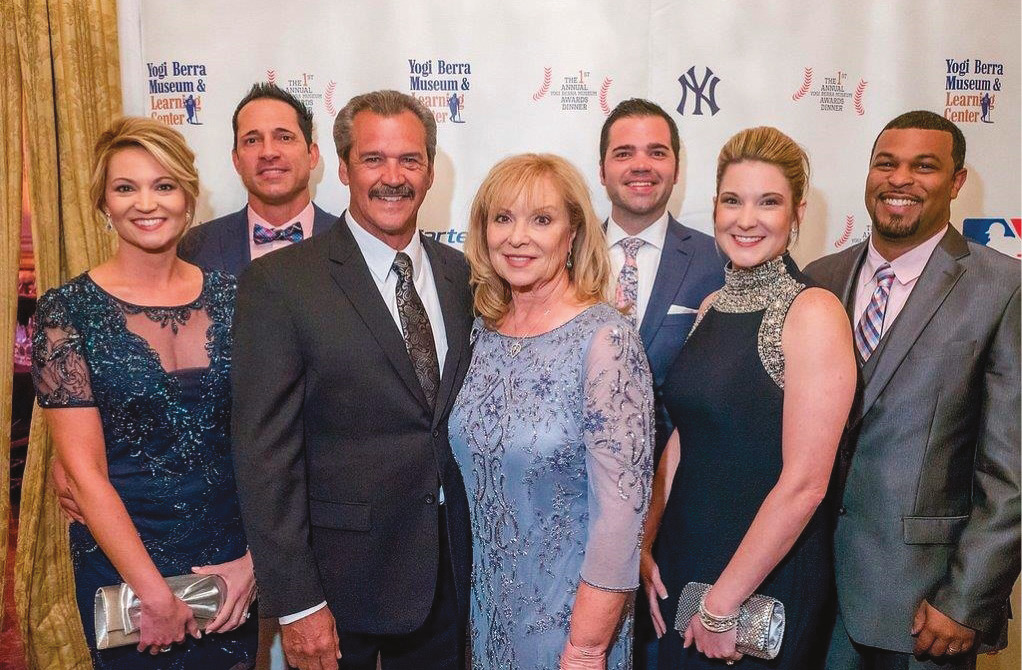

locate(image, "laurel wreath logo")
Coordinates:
532 67 552 101
853 80 868 116
325 80 337 117
599 77 613 115
835 215 856 248
791 67 813 101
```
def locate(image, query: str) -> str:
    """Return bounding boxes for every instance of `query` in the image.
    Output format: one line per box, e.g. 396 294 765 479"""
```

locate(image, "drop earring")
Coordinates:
566 251 573 269
103 210 113 232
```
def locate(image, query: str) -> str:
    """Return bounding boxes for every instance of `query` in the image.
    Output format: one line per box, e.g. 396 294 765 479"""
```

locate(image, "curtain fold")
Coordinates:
12 0 121 667
0 0 25 638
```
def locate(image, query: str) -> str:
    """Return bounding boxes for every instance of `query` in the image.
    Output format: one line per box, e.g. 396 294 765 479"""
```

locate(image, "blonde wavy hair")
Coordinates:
89 117 200 221
465 153 611 324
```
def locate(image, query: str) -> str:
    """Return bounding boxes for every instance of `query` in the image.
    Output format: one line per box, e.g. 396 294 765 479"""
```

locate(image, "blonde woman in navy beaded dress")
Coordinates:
639 128 856 669
450 154 653 669
31 118 257 669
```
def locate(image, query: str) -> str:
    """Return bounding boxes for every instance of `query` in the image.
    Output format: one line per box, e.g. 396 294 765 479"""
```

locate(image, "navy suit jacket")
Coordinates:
635 215 724 461
178 203 336 276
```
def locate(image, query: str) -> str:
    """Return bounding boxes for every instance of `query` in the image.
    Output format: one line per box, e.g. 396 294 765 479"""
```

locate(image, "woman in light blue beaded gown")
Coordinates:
450 154 654 669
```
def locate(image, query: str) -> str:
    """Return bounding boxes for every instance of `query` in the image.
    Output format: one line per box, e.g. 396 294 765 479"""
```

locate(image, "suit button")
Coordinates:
837 506 847 516
424 493 436 505
432 428 441 438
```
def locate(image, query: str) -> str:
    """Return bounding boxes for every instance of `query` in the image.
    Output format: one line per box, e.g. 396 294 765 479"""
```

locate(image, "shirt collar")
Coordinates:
344 209 425 284
247 201 315 233
864 224 948 286
606 211 670 250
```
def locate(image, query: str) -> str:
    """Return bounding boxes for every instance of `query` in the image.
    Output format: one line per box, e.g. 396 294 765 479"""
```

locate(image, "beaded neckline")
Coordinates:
85 272 208 335
715 255 793 314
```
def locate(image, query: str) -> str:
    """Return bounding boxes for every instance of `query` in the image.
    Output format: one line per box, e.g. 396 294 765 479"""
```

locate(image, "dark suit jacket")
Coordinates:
178 203 336 276
637 216 724 460
231 215 473 635
805 227 1020 652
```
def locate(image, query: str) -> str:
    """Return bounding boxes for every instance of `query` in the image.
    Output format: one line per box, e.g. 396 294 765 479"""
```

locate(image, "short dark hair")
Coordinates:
872 110 966 172
599 98 680 170
231 82 314 150
333 90 437 167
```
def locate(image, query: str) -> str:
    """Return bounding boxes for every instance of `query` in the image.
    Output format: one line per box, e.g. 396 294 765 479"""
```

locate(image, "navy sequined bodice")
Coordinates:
32 270 256 668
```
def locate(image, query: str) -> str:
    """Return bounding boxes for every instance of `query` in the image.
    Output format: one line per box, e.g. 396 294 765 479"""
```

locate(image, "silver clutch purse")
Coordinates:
673 581 785 660
94 573 226 649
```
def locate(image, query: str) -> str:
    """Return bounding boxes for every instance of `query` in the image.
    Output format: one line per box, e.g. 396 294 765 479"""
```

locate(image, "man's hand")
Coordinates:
281 606 341 670
911 600 976 658
51 459 84 523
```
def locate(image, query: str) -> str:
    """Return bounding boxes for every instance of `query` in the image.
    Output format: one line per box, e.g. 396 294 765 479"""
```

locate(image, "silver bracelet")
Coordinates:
698 592 739 633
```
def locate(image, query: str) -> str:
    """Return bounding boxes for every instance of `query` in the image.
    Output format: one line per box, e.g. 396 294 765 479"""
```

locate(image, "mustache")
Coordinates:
370 185 415 199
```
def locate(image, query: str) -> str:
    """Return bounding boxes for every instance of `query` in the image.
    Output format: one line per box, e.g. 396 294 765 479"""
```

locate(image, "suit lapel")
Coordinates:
859 229 969 417
423 237 469 423
310 204 335 237
639 216 693 349
327 217 430 409
223 208 251 275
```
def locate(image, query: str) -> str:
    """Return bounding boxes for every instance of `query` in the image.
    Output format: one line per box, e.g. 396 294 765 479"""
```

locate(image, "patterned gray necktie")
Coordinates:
392 252 440 406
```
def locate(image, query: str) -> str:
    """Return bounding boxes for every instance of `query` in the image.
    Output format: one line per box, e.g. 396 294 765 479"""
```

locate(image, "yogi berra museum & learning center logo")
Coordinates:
147 60 209 126
944 57 1004 124
407 58 472 124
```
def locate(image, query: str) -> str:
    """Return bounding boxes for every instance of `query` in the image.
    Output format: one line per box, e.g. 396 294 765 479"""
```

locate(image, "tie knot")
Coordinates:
392 252 413 281
874 263 896 287
253 222 303 245
620 237 646 259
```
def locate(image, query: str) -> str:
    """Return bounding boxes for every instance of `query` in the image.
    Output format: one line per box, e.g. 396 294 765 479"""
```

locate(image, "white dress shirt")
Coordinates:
279 211 448 625
247 201 316 261
854 225 948 339
606 213 670 328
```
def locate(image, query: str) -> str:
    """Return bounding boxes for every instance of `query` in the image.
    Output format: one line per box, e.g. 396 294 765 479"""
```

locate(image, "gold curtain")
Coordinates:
10 0 121 667
0 0 24 641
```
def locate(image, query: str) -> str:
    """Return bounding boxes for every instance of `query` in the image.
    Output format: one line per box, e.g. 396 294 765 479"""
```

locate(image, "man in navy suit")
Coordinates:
600 99 724 670
600 99 724 461
178 82 336 274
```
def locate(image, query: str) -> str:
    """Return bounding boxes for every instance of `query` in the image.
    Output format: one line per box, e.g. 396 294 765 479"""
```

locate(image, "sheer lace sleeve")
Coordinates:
31 291 95 408
579 320 654 591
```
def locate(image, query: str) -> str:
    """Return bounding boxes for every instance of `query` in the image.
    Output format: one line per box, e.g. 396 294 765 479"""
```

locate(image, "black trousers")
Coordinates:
335 509 463 670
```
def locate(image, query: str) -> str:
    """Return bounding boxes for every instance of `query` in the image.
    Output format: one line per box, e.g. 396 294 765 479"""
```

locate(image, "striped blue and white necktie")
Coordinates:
854 263 896 361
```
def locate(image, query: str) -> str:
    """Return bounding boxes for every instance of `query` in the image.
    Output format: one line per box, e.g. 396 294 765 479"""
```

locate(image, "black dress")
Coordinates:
32 271 257 670
654 254 831 669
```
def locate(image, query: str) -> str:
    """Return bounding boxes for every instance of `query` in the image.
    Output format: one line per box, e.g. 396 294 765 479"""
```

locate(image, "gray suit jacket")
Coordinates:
805 226 1020 652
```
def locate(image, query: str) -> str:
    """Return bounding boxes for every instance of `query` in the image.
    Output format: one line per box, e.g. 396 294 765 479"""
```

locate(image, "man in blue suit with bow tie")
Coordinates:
600 99 725 670
179 82 336 274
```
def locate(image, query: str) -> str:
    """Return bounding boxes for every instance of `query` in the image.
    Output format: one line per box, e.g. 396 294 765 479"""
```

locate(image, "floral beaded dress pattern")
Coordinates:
31 271 256 670
450 303 654 670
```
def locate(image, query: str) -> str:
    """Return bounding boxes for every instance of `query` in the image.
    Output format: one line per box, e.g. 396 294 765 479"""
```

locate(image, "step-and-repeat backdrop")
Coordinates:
120 0 1020 267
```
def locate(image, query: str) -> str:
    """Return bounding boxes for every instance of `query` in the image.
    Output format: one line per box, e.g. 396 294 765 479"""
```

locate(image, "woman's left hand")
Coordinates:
559 638 607 669
192 550 257 634
683 615 743 664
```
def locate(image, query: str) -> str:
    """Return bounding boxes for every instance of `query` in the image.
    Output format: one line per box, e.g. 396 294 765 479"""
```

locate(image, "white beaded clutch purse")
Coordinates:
674 581 786 660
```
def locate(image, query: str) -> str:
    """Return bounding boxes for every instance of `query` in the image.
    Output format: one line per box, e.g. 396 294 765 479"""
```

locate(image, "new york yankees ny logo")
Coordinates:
677 66 721 116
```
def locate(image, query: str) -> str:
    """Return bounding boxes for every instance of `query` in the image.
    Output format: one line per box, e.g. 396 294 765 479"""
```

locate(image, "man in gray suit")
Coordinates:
805 111 1020 670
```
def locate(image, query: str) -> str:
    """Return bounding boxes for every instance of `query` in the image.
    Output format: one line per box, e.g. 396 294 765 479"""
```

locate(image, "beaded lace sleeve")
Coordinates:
31 291 95 408
579 320 654 591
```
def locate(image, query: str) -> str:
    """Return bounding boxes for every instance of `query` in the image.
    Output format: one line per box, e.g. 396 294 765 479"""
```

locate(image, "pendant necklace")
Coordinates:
508 306 552 358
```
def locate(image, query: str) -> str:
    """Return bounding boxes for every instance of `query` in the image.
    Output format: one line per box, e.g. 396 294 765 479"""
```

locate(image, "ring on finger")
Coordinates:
947 645 960 654
726 662 734 666
160 646 172 653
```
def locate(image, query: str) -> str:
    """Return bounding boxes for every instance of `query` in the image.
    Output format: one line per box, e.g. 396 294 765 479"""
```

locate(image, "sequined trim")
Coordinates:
704 255 805 388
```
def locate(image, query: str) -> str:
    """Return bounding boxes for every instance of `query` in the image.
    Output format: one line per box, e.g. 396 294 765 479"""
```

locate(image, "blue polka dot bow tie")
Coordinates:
253 222 303 245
